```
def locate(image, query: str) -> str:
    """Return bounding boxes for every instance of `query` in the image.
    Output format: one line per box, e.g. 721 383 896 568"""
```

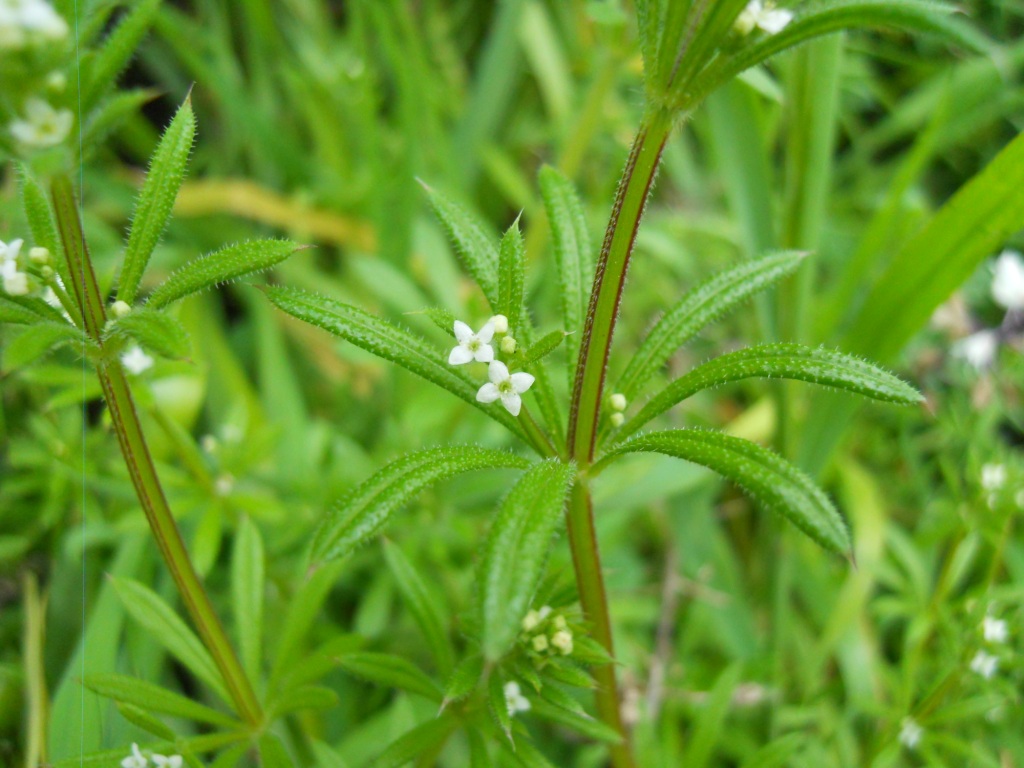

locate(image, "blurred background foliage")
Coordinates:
1 0 1023 765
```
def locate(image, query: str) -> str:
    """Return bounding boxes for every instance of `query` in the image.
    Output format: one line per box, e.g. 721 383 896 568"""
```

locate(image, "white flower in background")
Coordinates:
735 1 793 35
150 754 183 768
0 237 23 272
491 313 509 334
476 360 534 416
0 0 67 48
981 463 1006 492
503 681 531 716
899 717 923 750
952 329 998 370
983 616 1008 644
970 650 998 679
991 249 1024 311
3 269 29 295
9 97 73 148
448 319 495 365
551 629 574 655
120 743 148 768
121 346 154 375
1 237 29 295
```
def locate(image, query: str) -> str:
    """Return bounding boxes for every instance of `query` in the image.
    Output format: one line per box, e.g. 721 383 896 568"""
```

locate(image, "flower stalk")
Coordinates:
50 175 263 727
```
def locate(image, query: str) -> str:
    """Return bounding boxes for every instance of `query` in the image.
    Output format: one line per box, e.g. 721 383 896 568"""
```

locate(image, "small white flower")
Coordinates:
531 634 549 652
9 97 73 148
3 269 29 295
476 360 534 416
215 474 234 497
503 681 531 716
610 393 627 412
151 754 182 768
0 238 24 273
899 717 923 750
121 346 154 375
992 249 1024 311
19 0 68 38
491 314 509 334
551 629 574 655
981 463 1006 492
952 329 998 370
448 319 495 365
970 650 998 679
983 616 1008 644
735 1 793 35
121 743 148 768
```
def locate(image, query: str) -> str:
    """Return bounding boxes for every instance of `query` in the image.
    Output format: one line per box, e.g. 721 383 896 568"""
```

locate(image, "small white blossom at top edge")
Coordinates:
981 463 1006 492
503 681 531 716
121 743 148 768
448 319 495 365
991 249 1024 311
121 346 154 375
491 313 509 334
151 754 183 768
735 1 793 36
476 360 534 417
983 616 1008 644
952 329 998 370
9 97 73 148
899 717 923 750
970 650 998 679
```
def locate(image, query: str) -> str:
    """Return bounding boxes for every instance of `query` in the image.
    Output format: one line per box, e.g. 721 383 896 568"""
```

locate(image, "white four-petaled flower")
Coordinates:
151 754 183 768
983 615 1008 644
991 249 1024 311
981 463 1006 492
735 1 793 35
448 319 495 365
121 743 147 768
1 237 29 295
503 681 531 716
10 97 73 148
0 0 68 48
121 346 154 375
899 717 923 750
970 650 998 679
952 329 998 370
476 360 534 417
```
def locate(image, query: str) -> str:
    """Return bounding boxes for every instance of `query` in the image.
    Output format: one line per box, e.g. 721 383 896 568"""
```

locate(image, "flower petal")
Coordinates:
474 343 495 363
448 345 474 365
509 372 535 393
758 8 793 33
500 391 522 416
476 320 495 344
477 382 500 403
453 320 473 342
488 359 510 384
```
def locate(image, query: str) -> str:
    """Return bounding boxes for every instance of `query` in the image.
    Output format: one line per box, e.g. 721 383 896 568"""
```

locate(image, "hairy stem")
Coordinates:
51 175 264 727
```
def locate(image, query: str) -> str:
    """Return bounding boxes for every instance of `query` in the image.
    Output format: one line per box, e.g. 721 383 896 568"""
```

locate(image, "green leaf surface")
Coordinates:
147 239 297 309
115 702 177 741
118 98 196 304
310 445 531 566
83 673 237 728
336 652 442 701
104 307 191 360
111 576 230 703
2 323 92 372
264 286 531 443
424 184 500 305
269 685 339 717
599 431 851 557
82 0 161 111
523 330 567 366
478 459 575 660
614 252 806 399
498 220 526 332
619 343 921 439
442 654 484 708
258 733 296 768
488 673 514 742
19 168 69 289
232 516 264 685
370 715 458 768
0 294 67 325
530 696 622 743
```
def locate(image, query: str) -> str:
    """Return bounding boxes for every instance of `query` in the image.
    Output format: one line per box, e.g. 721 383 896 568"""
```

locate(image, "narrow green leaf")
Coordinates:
530 696 622 743
336 652 443 701
442 654 484 708
110 576 230 703
84 673 237 728
104 307 191 360
498 220 526 332
615 251 806 399
382 539 454 675
147 239 297 310
0 294 66 325
599 431 851 557
2 323 92 372
488 673 514 742
82 0 161 111
620 343 921 439
538 165 591 381
414 306 456 336
680 664 743 768
258 734 295 768
232 516 264 685
269 685 339 717
264 286 531 443
115 702 177 741
542 658 594 689
478 460 575 660
370 715 458 768
118 98 197 304
19 168 67 288
310 446 531 566
51 734 245 768
82 89 159 151
523 330 567 366
423 184 500 305
269 561 345 685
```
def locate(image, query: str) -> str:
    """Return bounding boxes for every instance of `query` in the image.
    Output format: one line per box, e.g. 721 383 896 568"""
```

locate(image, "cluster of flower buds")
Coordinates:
447 314 535 416
521 605 574 658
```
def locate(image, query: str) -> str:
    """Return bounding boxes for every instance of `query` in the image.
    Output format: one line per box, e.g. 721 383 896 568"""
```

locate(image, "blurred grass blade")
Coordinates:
370 715 458 768
498 219 527 332
614 252 806 399
619 343 921 439
0 294 67 325
382 539 455 675
103 307 191 360
118 97 196 305
336 652 443 701
83 673 238 728
530 696 622 744
478 459 574 660
423 185 500 305
264 286 532 442
599 431 851 557
81 0 161 111
147 239 297 309
442 654 484 708
232 516 264 685
111 576 230 704
488 673 514 742
680 664 743 768
310 446 531 566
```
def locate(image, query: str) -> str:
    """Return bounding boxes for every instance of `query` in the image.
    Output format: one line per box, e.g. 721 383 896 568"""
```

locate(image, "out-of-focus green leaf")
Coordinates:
83 673 238 728
231 516 264 685
336 652 442 701
423 185 500 305
104 307 190 360
370 714 458 768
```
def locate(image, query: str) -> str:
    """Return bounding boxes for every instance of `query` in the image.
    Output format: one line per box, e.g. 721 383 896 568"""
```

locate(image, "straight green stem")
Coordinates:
51 175 263 727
